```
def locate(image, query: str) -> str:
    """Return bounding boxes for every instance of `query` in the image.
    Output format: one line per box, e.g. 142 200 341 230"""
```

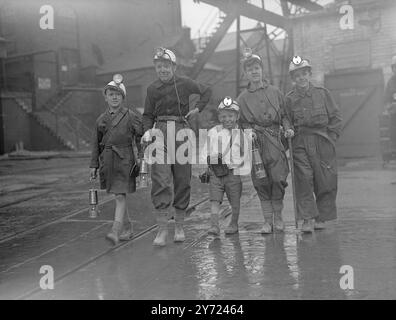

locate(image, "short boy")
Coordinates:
200 97 251 235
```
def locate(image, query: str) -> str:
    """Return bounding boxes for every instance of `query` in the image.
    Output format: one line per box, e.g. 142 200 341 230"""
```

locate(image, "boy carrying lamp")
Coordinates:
90 74 143 245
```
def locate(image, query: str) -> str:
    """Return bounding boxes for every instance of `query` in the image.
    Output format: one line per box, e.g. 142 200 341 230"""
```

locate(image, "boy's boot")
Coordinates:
174 209 186 242
208 213 220 236
272 200 285 232
119 220 133 241
106 221 122 245
153 211 168 246
314 217 326 230
260 200 273 234
301 219 314 233
224 210 239 235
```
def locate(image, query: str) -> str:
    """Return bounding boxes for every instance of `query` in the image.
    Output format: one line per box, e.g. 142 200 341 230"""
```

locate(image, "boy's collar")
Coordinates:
247 79 269 92
154 75 178 88
108 106 122 115
221 124 239 131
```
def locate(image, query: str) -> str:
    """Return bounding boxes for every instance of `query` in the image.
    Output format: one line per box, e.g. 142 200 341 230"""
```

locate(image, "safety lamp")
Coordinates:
88 178 99 218
243 47 253 59
155 47 166 58
292 56 302 65
223 96 232 107
113 74 123 85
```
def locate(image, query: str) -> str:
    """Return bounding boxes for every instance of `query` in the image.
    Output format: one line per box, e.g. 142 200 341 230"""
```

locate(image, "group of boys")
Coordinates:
92 46 342 246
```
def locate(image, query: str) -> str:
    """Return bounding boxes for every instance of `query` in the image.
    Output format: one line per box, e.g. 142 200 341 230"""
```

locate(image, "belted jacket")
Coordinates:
285 82 342 141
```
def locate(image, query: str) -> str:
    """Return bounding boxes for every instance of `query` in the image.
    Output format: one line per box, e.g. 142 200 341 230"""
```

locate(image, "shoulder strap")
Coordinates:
100 108 128 147
222 129 240 160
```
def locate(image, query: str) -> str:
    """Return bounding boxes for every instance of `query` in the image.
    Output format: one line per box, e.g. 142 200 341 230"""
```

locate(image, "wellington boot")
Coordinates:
174 209 186 242
208 214 220 236
260 221 273 234
119 221 133 241
301 219 314 233
153 215 168 246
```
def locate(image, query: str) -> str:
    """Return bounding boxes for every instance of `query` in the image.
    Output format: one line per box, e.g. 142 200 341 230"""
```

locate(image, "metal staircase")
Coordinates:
17 90 93 151
189 9 238 79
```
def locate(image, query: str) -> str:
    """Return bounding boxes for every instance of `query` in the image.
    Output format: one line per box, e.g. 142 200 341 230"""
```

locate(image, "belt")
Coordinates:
156 115 186 123
104 143 130 159
253 124 280 137
297 126 335 148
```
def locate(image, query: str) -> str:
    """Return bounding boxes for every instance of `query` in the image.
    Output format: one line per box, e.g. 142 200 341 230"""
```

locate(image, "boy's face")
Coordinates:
291 68 311 89
154 60 176 83
105 89 123 109
218 109 239 130
244 62 263 83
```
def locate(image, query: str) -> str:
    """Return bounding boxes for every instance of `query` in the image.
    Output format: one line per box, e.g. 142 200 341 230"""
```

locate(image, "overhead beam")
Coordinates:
286 0 323 11
197 0 289 30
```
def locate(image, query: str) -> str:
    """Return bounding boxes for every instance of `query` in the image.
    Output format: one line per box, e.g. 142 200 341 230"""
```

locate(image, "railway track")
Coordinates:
11 196 214 300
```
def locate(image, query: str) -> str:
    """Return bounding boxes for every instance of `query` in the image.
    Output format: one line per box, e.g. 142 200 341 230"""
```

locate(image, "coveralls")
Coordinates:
285 83 342 222
237 81 291 221
143 75 211 217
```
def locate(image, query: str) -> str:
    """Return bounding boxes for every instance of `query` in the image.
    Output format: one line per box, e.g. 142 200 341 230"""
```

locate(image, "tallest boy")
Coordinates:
143 48 212 246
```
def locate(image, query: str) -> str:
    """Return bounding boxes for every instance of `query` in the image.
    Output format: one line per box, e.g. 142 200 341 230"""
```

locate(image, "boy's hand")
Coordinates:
199 169 210 184
284 129 295 138
141 128 162 144
90 168 97 180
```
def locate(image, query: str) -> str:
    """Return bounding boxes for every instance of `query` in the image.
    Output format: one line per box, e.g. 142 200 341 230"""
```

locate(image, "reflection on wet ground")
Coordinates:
0 162 395 299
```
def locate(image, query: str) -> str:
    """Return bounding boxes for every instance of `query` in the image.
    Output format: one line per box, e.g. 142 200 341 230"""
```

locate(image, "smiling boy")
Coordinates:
142 47 212 246
90 75 143 245
200 97 250 235
285 56 342 233
237 49 292 234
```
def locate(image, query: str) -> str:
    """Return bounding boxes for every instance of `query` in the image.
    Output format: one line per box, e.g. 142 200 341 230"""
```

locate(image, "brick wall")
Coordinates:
291 0 396 85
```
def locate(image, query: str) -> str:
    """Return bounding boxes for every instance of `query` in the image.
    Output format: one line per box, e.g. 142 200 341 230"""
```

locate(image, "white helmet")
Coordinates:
153 47 177 64
218 96 240 113
289 55 312 74
241 47 263 70
103 74 126 98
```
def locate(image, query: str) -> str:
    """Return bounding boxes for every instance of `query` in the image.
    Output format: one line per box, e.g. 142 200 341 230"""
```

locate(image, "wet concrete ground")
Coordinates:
0 156 395 299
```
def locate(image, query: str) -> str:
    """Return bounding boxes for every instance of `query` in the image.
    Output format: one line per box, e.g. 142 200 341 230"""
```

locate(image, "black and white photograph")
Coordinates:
0 0 395 306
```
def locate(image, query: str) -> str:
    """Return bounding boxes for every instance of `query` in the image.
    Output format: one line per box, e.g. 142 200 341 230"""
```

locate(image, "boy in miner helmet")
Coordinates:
285 56 342 233
142 47 212 246
90 74 143 245
237 48 293 234
200 97 251 236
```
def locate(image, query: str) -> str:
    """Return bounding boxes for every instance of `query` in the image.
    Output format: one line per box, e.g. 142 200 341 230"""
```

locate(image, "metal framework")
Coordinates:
190 0 324 95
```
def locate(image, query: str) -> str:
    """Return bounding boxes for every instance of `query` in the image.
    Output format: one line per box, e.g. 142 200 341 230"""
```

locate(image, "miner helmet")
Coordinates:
153 47 177 64
289 56 312 75
103 74 126 98
218 96 240 113
241 47 263 70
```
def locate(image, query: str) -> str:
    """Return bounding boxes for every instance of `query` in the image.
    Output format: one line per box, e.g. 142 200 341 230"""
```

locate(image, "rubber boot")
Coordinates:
208 213 220 236
224 202 240 235
106 221 122 245
314 218 326 230
301 219 314 233
174 209 186 242
119 220 133 241
272 200 285 232
153 213 168 246
260 200 273 234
